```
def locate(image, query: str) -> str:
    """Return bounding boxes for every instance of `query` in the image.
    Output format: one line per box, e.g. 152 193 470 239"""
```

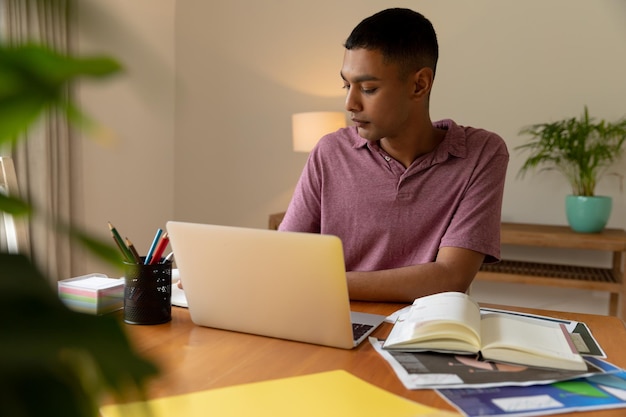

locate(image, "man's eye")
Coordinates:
342 84 377 94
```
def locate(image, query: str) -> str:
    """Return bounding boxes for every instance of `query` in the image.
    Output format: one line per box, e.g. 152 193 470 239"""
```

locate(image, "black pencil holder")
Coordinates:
123 258 172 325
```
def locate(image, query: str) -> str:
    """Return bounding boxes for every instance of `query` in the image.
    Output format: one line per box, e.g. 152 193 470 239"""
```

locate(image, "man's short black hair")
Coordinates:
344 8 439 77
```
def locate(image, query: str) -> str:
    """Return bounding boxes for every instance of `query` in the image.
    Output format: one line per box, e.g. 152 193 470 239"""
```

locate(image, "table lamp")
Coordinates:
291 111 346 152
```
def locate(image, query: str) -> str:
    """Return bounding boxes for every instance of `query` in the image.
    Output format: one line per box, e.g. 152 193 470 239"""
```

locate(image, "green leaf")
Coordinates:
0 43 122 145
0 95 50 147
51 220 126 269
516 106 626 196
0 193 31 216
0 43 122 86
0 254 159 416
72 229 126 269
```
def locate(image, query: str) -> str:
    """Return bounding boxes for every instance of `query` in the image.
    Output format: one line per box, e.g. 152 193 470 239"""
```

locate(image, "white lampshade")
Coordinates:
292 111 346 153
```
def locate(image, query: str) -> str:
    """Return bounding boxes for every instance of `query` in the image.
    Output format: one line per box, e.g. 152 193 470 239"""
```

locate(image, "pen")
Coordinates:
108 222 134 263
125 237 142 263
163 251 175 263
149 232 169 265
144 228 163 265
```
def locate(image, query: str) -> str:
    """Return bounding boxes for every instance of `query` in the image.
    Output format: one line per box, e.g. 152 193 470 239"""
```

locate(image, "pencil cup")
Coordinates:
123 258 172 325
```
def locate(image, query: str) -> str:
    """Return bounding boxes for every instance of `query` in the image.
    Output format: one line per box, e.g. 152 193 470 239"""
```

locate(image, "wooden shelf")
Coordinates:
477 223 626 319
499 222 626 252
478 260 619 291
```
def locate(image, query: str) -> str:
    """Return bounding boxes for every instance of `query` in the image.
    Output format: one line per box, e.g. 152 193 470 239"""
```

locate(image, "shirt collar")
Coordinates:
349 120 468 160
433 119 467 160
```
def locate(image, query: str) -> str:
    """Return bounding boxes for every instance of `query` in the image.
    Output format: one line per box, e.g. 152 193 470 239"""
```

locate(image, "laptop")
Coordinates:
166 221 386 349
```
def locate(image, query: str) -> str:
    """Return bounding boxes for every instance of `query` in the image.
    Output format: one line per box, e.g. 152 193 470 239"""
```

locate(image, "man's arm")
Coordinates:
346 246 485 302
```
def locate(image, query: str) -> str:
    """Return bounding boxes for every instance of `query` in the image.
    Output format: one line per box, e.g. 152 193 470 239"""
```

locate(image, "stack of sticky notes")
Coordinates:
58 273 124 315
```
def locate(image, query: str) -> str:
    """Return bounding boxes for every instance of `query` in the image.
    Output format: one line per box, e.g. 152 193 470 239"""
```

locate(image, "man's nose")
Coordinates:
344 89 361 113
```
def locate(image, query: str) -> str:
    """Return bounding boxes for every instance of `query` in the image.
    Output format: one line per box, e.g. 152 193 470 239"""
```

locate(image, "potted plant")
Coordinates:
516 106 626 233
0 33 157 417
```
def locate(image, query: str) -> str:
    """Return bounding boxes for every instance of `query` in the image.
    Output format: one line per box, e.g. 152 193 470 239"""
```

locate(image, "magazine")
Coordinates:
437 357 626 417
370 338 607 390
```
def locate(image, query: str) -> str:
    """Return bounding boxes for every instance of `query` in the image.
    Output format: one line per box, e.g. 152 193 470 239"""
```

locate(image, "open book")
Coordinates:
382 292 586 371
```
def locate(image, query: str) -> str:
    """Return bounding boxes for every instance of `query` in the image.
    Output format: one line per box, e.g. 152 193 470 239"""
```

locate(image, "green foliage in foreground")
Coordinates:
0 254 159 417
0 42 159 416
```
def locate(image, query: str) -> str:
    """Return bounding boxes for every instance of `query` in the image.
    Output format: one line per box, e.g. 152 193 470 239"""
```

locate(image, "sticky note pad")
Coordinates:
58 273 124 315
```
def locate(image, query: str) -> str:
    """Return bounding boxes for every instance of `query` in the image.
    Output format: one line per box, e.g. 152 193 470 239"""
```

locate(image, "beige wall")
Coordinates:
75 0 176 276
75 0 626 275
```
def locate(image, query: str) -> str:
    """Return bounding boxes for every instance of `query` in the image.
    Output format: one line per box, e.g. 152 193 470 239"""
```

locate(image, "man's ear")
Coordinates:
413 67 434 97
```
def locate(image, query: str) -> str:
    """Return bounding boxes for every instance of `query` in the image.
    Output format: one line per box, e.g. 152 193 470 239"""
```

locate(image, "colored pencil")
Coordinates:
144 228 163 265
125 237 142 263
108 222 134 263
149 232 169 265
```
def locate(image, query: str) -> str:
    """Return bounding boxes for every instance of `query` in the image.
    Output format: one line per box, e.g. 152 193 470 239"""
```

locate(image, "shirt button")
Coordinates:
384 156 391 161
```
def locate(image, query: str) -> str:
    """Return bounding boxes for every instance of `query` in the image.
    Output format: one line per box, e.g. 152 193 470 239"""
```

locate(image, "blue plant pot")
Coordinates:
565 195 612 233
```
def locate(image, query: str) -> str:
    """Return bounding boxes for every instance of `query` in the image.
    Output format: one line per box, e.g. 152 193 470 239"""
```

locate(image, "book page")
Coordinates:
409 291 481 332
480 307 606 357
384 292 481 351
480 313 586 370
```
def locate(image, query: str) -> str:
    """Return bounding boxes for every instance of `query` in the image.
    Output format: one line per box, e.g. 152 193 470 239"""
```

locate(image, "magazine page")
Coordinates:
370 338 607 390
437 357 626 417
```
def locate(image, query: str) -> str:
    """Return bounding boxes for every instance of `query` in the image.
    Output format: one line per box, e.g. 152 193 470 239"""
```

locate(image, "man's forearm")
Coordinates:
346 247 484 302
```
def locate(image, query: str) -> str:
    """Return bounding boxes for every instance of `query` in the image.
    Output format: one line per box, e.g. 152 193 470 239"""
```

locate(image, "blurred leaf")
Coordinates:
48 217 126 269
65 101 97 130
0 193 31 216
0 11 152 417
0 190 124 269
70 228 126 269
0 43 122 146
0 254 158 417
0 43 122 85
0 96 49 148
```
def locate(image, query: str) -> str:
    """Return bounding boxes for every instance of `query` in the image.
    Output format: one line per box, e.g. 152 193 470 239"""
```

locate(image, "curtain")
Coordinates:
1 0 75 283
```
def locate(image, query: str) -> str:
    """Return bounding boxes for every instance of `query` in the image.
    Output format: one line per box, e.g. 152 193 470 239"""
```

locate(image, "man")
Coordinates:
279 8 508 302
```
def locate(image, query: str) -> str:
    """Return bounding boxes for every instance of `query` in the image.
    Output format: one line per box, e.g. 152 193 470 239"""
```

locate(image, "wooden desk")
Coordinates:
125 303 626 416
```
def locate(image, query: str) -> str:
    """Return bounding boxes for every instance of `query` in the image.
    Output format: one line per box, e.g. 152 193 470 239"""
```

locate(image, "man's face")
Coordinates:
341 48 415 142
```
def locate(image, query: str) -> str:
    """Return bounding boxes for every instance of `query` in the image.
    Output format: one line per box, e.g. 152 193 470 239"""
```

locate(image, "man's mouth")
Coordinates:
351 118 369 128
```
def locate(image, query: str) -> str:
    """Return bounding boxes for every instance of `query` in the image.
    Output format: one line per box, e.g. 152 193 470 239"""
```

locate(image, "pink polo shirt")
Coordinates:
279 119 509 272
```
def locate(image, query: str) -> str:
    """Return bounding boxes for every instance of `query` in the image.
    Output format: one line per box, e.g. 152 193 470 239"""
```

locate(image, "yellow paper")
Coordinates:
100 370 457 417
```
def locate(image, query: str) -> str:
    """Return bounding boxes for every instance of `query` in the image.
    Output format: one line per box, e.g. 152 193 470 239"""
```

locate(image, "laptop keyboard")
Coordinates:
352 323 374 341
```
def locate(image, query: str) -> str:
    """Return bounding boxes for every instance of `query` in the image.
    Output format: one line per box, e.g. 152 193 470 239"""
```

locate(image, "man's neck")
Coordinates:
379 126 446 169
